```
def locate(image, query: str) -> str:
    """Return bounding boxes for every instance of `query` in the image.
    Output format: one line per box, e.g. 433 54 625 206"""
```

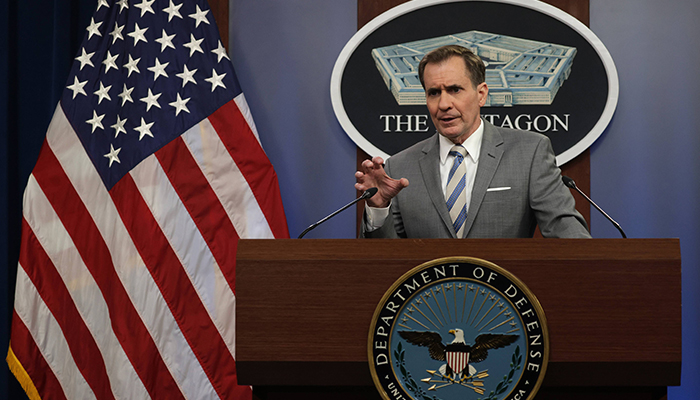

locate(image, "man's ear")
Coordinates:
477 82 489 107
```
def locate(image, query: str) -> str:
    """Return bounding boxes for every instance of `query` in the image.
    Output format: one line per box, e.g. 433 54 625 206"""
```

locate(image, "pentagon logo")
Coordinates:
331 0 619 165
369 257 548 400
371 30 577 107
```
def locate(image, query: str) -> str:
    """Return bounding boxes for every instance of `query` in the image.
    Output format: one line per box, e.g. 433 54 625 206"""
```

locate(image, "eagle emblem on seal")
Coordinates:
399 329 518 380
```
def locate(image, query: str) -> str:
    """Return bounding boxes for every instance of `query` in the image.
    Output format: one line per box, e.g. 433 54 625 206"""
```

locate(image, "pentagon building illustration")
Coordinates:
371 31 577 106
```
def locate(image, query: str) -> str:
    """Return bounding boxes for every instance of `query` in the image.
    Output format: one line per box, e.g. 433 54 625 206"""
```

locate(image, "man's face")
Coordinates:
423 56 488 144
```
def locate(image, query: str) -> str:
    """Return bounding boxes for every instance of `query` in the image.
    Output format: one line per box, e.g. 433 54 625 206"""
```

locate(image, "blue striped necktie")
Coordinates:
446 145 468 238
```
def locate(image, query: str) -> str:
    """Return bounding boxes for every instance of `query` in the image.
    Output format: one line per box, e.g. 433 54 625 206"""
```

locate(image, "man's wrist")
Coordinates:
364 202 390 231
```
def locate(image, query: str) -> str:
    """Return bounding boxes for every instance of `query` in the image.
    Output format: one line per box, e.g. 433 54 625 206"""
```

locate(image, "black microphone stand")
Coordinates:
562 176 627 238
297 188 378 239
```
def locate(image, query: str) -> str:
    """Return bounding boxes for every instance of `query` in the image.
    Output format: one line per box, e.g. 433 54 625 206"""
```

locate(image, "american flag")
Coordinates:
6 0 288 398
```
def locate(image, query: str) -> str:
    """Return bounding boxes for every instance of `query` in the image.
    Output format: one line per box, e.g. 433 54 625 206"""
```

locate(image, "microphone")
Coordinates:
297 188 378 239
562 176 626 238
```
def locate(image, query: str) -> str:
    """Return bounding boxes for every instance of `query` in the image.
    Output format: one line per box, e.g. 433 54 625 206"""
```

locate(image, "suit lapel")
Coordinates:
463 121 504 236
419 135 457 238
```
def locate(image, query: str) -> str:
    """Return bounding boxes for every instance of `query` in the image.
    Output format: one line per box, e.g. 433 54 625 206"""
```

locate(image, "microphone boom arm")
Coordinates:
297 188 378 239
562 176 627 238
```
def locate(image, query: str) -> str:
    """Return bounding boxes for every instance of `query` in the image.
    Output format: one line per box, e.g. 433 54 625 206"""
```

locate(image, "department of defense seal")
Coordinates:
368 257 549 400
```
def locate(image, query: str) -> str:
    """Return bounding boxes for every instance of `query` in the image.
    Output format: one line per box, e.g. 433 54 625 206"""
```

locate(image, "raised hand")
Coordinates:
355 156 409 208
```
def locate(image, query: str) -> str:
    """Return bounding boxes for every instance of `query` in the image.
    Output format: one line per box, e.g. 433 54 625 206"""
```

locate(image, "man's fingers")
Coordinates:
356 158 404 203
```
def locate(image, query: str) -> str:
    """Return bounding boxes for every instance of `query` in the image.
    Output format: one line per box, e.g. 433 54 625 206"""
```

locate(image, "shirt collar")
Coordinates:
439 118 484 165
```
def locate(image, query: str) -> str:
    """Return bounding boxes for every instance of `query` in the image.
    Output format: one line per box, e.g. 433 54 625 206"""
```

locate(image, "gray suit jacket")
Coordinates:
363 121 590 239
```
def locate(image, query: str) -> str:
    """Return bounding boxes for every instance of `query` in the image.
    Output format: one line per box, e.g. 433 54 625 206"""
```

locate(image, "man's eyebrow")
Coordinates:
427 84 464 91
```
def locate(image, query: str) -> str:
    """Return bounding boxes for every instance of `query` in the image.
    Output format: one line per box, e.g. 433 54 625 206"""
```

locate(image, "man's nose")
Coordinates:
438 93 452 110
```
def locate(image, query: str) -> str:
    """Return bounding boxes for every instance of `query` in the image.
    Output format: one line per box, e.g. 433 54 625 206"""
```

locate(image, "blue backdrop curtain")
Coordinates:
1 0 94 397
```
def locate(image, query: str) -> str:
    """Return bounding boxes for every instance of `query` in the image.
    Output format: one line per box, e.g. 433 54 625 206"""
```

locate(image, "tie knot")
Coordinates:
449 145 467 159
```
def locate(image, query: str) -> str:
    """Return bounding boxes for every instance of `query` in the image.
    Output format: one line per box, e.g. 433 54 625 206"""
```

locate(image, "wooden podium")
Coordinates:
236 239 681 400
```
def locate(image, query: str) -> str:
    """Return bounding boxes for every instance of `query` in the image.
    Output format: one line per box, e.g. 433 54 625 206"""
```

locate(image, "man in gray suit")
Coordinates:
355 45 590 239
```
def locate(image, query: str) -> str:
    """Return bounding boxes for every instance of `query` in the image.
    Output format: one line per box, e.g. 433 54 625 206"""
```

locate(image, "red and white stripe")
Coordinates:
9 95 288 399
446 351 470 376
